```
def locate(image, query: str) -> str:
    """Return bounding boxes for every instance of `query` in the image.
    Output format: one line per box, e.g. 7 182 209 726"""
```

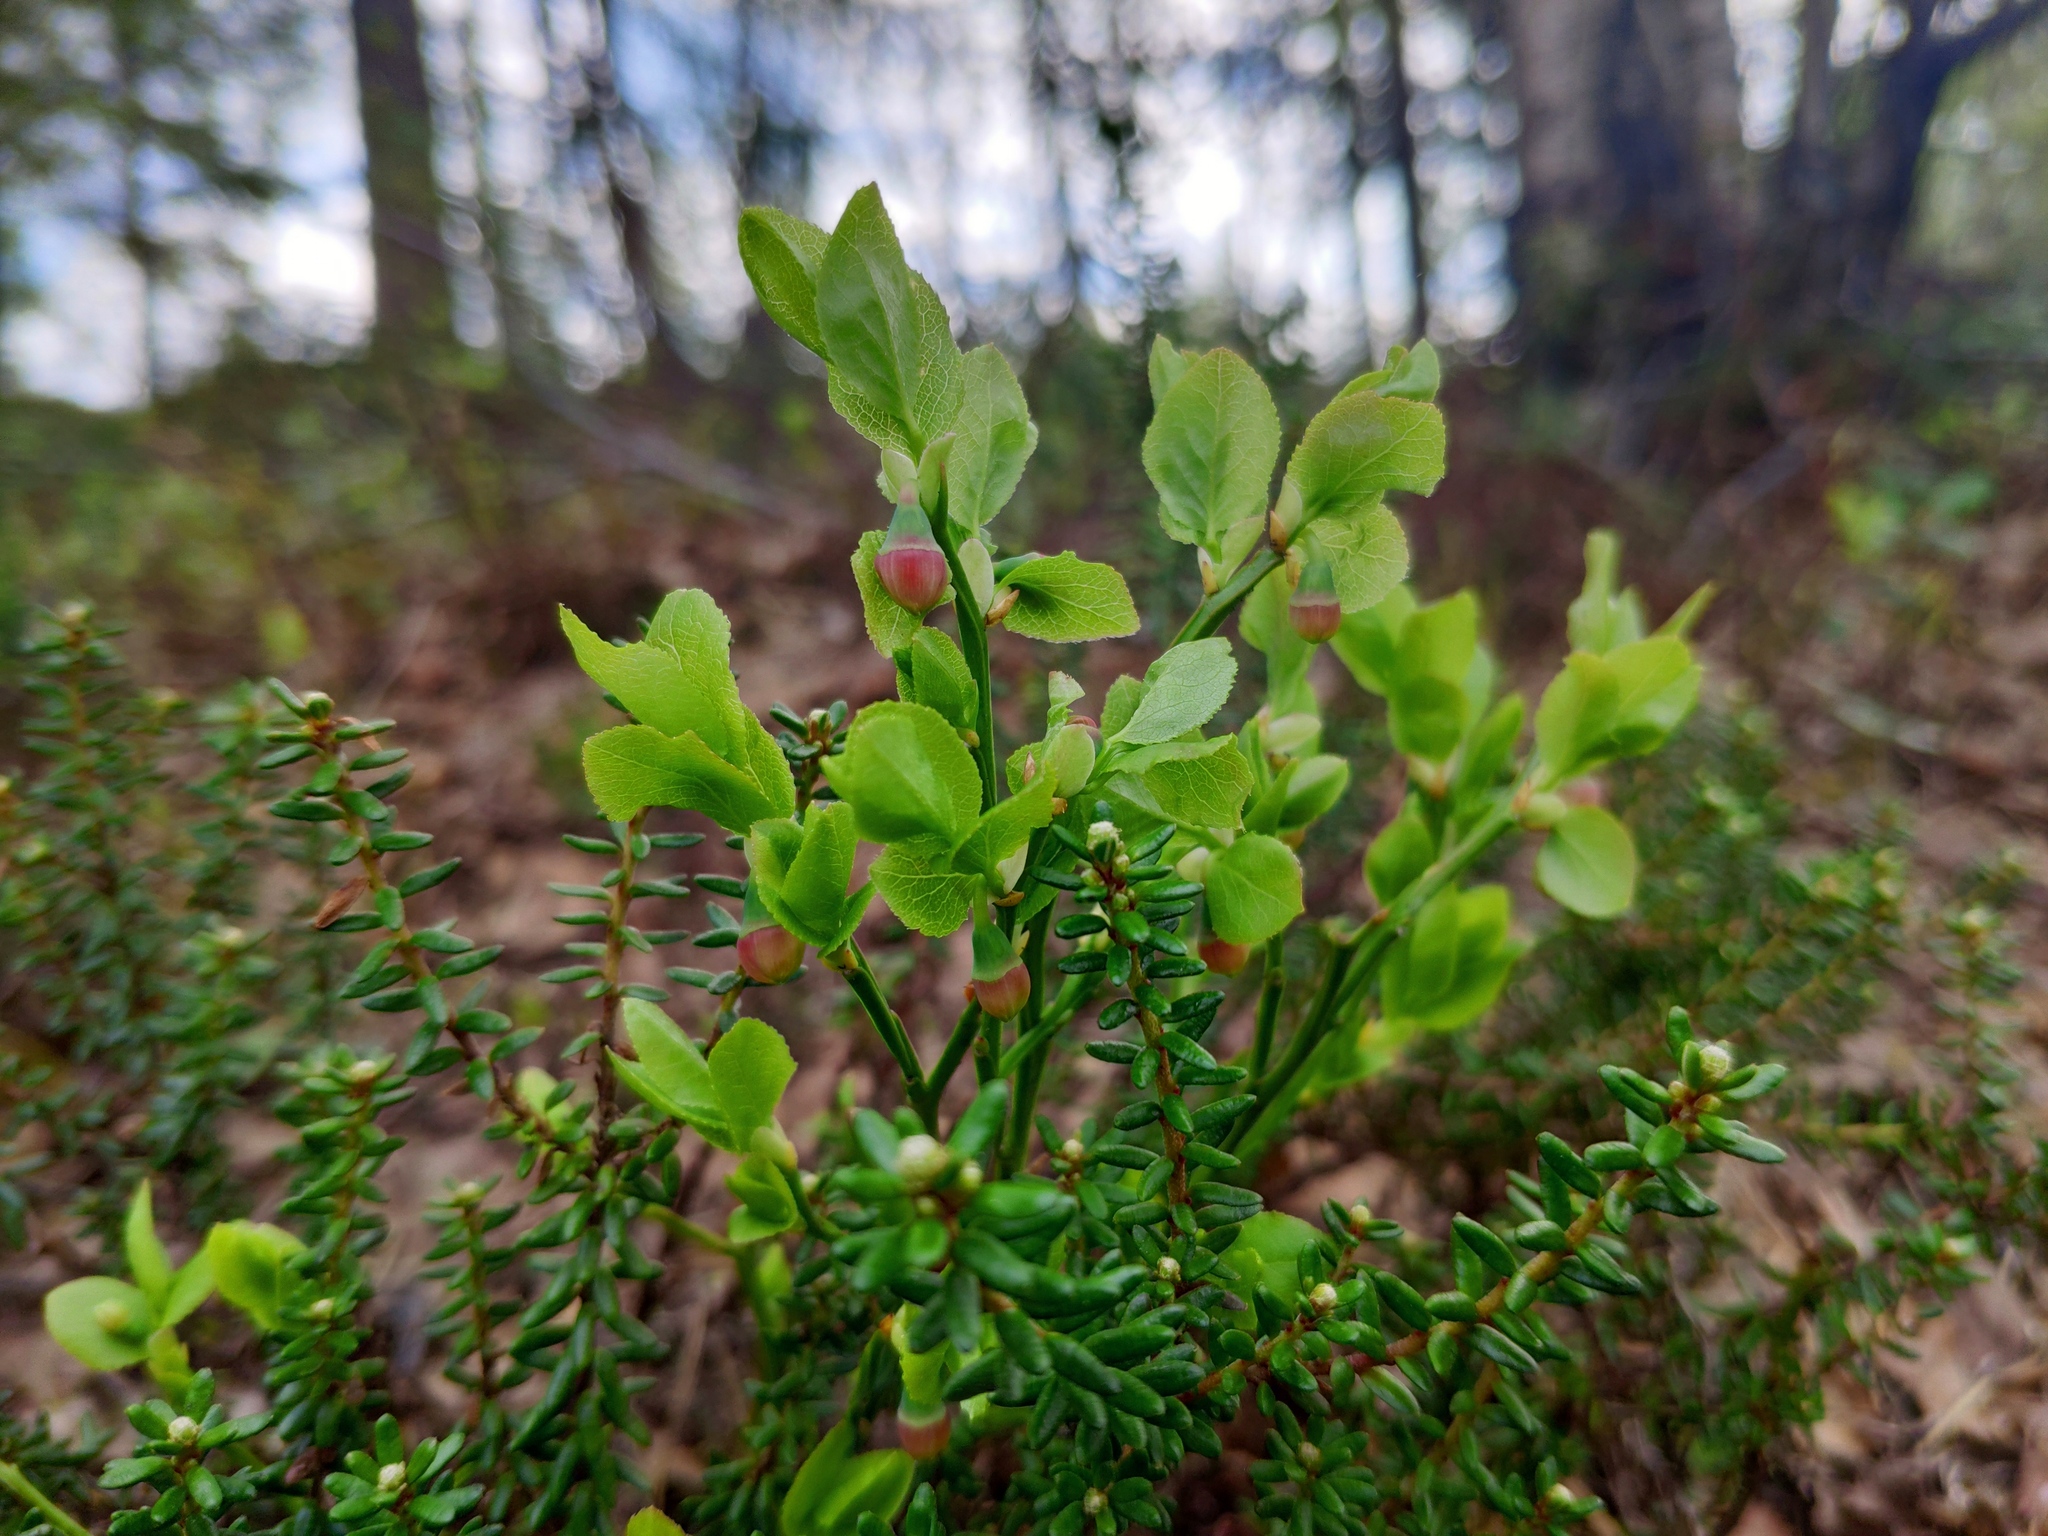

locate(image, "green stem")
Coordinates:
920 1002 984 1121
931 504 999 811
0 1460 91 1536
1252 936 1286 1079
776 1164 840 1243
996 971 1098 1078
642 1205 737 1256
1173 544 1283 646
998 905 1055 1174
1228 798 1521 1152
832 943 930 1122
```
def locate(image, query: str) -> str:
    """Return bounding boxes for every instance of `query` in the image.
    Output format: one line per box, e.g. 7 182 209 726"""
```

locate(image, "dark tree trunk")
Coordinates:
1376 1 1429 340
350 0 450 358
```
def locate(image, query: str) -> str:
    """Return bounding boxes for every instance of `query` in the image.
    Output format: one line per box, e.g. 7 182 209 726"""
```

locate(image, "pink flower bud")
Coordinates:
737 923 804 985
1289 554 1343 643
1198 936 1251 976
897 1405 951 1459
875 500 950 614
972 959 1032 1021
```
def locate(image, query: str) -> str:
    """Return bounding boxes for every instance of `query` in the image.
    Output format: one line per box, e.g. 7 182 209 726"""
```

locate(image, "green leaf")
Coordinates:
822 701 982 847
160 1252 214 1331
1602 636 1700 756
626 1511 686 1536
1533 652 1620 785
581 723 795 830
1120 738 1254 831
816 184 924 430
1365 803 1435 905
203 1222 304 1332
782 1421 916 1536
738 206 831 358
609 999 731 1148
950 772 1057 887
898 628 976 733
871 838 976 938
727 1153 798 1239
1298 501 1409 613
1111 638 1238 746
998 554 1140 643
563 591 796 827
1204 834 1304 946
1535 805 1637 918
1388 676 1467 762
123 1179 172 1313
1141 349 1281 552
45 1277 154 1370
1284 389 1445 525
814 187 961 453
1147 334 1191 406
946 344 1037 528
749 803 873 951
1379 885 1521 1032
709 1018 797 1150
1220 1212 1321 1307
1101 674 1147 739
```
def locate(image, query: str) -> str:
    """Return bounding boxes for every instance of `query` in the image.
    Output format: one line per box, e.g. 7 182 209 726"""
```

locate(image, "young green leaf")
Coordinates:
1284 389 1446 524
708 1018 797 1151
44 1276 154 1370
1203 833 1304 946
997 553 1140 643
1379 885 1522 1032
822 701 982 847
580 724 795 830
204 1221 305 1332
871 838 977 938
1535 805 1638 918
1297 501 1409 613
748 803 873 951
1141 349 1281 552
946 344 1037 528
816 184 925 433
1365 802 1436 905
123 1179 173 1312
1111 638 1238 746
610 999 731 1148
738 206 831 358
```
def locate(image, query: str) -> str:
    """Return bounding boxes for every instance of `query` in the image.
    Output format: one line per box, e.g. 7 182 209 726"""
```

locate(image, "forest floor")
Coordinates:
2 378 2046 1536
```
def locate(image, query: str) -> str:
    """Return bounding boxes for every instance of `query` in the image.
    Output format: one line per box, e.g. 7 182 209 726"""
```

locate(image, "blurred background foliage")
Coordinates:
0 0 2042 689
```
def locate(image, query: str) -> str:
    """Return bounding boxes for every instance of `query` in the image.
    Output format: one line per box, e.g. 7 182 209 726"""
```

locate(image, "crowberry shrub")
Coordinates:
0 184 2028 1536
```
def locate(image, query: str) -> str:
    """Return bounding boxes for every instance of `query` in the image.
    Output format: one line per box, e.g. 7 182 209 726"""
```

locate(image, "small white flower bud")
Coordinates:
895 1134 949 1192
1697 1043 1733 1084
1082 1490 1107 1515
1156 1256 1181 1283
1297 1441 1322 1470
166 1417 201 1446
1308 1283 1339 1315
1061 1138 1086 1163
377 1463 407 1494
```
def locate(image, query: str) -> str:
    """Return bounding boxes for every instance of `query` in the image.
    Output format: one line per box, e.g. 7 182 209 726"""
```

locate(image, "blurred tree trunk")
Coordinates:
1506 0 1743 387
350 0 450 358
1509 0 2048 396
1757 0 2048 325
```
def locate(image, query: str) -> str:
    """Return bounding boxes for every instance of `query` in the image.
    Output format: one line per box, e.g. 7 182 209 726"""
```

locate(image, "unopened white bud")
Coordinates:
895 1134 949 1192
166 1417 201 1446
377 1463 407 1494
1308 1283 1339 1315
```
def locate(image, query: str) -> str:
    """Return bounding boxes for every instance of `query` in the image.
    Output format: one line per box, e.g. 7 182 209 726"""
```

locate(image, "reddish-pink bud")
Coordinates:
972 959 1032 1021
876 500 950 614
1198 936 1252 976
897 1406 951 1459
1289 554 1343 643
737 923 804 985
